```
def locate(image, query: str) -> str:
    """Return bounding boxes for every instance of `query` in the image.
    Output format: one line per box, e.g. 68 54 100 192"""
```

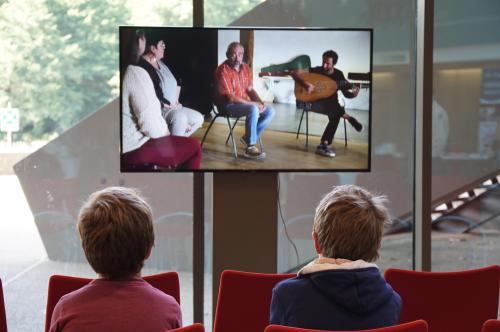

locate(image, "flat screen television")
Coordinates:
120 26 372 172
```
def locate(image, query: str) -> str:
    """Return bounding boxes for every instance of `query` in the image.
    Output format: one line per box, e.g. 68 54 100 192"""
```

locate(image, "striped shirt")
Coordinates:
215 61 252 105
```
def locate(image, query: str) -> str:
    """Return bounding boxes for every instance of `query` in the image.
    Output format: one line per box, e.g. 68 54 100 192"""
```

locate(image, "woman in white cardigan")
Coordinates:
138 33 204 137
121 29 201 170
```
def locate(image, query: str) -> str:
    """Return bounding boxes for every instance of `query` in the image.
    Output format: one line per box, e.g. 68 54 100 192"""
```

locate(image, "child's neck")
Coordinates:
97 273 141 280
318 256 353 265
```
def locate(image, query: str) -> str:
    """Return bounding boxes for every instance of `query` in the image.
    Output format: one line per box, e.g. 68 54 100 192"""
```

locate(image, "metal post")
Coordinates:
192 0 205 323
414 0 434 271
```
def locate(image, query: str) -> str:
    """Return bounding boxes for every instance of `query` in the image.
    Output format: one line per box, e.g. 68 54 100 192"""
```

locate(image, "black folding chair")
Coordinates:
201 104 263 159
296 101 347 148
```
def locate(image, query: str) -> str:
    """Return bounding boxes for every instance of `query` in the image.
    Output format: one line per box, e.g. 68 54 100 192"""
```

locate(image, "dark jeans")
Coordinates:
122 136 202 170
310 101 345 145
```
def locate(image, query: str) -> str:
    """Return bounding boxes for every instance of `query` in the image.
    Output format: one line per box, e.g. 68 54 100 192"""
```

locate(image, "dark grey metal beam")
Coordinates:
414 0 434 271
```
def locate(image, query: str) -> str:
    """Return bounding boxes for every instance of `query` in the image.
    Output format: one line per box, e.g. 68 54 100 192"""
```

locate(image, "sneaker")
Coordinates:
347 116 363 132
315 144 336 157
244 145 266 160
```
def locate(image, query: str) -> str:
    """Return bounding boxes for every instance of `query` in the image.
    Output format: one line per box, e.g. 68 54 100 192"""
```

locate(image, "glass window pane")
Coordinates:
207 0 417 272
128 0 193 27
0 1 195 331
431 0 500 271
205 0 265 27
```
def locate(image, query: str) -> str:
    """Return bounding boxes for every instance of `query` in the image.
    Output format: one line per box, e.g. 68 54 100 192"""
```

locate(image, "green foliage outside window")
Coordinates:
0 0 129 140
205 0 265 27
0 0 262 141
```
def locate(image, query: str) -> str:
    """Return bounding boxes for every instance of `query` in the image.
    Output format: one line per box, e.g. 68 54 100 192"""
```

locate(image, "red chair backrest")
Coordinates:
45 271 180 332
482 320 500 332
265 320 428 331
171 323 205 332
213 270 295 332
0 279 7 332
385 265 500 332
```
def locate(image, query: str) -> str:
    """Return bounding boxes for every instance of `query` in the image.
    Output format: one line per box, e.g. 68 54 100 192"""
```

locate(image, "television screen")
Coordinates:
120 26 372 172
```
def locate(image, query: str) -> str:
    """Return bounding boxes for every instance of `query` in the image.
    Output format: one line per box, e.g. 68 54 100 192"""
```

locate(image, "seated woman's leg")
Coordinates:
165 110 189 136
122 136 201 170
180 106 204 136
170 136 202 169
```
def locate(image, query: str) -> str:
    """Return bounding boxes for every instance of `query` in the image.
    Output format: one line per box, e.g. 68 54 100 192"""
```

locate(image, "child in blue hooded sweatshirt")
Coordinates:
270 185 401 330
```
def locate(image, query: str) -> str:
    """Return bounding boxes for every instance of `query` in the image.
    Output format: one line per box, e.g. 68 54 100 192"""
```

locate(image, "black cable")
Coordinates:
277 175 300 269
285 257 315 274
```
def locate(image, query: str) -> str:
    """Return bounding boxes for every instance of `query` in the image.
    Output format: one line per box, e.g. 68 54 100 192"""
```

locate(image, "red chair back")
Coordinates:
264 320 428 331
385 265 500 332
213 270 295 332
482 320 500 332
45 271 180 332
0 279 7 332
171 323 205 332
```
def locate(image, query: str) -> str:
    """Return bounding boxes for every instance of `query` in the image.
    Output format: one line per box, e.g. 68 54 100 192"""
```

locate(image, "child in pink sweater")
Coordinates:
49 187 182 332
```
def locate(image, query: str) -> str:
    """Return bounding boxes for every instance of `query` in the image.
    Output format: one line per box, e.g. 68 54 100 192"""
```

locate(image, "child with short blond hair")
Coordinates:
270 185 401 330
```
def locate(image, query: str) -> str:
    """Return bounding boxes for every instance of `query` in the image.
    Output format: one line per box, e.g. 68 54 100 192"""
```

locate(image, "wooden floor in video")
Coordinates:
191 122 369 171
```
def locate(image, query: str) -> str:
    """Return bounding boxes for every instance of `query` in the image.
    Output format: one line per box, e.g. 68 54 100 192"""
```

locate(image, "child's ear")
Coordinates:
312 232 321 255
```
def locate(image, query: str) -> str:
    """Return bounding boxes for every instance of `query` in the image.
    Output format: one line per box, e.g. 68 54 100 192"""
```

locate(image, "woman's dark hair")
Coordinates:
143 30 164 56
121 28 145 68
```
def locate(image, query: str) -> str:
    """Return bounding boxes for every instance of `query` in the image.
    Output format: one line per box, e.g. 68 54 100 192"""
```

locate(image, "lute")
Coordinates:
259 71 363 102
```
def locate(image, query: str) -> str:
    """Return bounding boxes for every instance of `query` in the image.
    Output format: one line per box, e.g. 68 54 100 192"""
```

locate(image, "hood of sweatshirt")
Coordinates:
297 257 397 315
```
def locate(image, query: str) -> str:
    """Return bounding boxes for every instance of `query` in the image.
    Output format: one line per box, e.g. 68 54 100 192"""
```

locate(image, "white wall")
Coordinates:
217 29 371 107
218 30 239 65
253 30 371 74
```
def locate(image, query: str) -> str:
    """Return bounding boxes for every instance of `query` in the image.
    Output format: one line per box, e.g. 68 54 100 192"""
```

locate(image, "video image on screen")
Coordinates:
120 27 372 172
